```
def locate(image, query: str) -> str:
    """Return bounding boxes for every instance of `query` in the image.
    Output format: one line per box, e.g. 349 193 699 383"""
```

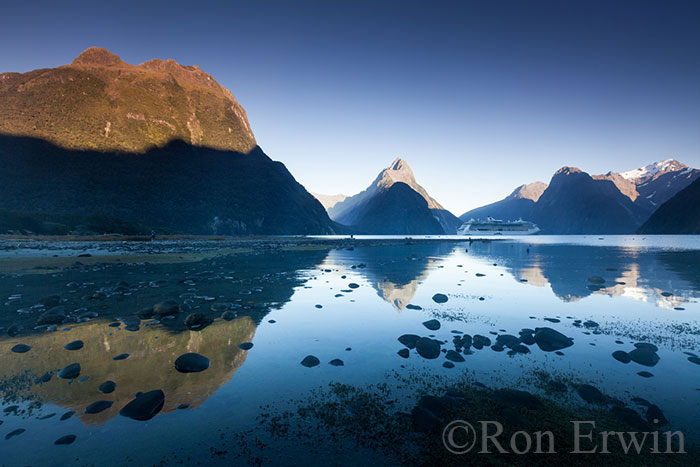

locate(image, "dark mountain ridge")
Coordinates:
639 177 700 234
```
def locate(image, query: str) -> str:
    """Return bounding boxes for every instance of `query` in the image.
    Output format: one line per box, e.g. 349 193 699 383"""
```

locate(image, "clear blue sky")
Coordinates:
1 0 699 213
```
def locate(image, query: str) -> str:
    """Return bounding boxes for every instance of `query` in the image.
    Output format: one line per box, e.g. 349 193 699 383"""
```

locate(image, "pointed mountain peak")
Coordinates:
389 157 409 171
71 47 126 67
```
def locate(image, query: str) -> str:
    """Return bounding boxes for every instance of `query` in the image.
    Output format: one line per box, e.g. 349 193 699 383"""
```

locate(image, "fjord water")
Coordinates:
0 236 699 465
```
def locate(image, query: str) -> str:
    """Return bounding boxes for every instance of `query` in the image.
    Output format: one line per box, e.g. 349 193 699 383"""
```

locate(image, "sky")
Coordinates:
1 0 699 213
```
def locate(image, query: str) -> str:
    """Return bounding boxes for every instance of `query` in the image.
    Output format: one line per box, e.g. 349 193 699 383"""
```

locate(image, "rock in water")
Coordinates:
398 334 420 349
492 389 542 409
5 429 25 440
445 350 465 362
577 384 604 403
59 411 75 421
612 350 631 363
329 359 344 366
422 319 441 331
238 342 254 350
174 353 210 373
432 293 448 304
84 400 113 414
300 355 320 367
120 390 165 421
54 434 77 445
112 353 130 361
11 344 31 353
98 381 116 394
628 347 660 367
533 327 574 352
63 340 84 351
58 363 81 379
397 348 410 358
37 306 66 325
152 300 179 316
415 337 441 359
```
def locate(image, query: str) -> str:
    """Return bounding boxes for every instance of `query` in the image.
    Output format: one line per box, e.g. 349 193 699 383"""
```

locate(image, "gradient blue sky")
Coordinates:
1 0 699 213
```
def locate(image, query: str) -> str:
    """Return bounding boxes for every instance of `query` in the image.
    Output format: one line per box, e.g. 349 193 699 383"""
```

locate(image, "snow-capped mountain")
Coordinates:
620 159 688 183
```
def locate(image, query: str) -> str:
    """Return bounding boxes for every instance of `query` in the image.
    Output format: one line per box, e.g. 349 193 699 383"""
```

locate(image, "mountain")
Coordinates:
532 167 647 234
459 182 547 221
0 47 255 153
639 177 700 234
0 48 336 235
328 158 461 234
351 182 444 234
594 159 699 214
311 193 347 210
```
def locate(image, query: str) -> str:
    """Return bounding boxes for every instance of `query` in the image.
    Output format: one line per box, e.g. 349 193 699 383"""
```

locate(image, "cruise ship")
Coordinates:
457 217 540 235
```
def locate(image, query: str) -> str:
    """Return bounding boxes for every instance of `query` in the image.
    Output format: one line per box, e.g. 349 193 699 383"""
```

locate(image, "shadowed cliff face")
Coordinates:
0 134 336 235
0 47 256 153
1 317 257 426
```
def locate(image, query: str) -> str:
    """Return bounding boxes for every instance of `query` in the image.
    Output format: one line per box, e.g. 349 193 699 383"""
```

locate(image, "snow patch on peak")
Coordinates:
620 159 687 182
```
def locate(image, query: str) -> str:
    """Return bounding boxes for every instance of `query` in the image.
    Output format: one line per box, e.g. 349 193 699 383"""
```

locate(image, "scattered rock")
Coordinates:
63 340 84 351
422 319 441 331
175 353 210 373
84 400 113 414
238 342 254 350
577 384 604 403
54 434 77 445
10 344 31 353
612 350 631 363
432 293 448 304
628 347 660 367
5 429 25 440
533 327 574 352
415 337 441 359
492 389 541 409
58 363 81 379
112 353 129 361
301 355 320 367
398 334 420 349
98 381 116 394
152 300 179 316
329 359 344 366
120 390 165 421
397 348 410 359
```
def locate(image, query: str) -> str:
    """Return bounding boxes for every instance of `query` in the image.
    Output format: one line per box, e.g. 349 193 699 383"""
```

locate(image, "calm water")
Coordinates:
0 236 699 465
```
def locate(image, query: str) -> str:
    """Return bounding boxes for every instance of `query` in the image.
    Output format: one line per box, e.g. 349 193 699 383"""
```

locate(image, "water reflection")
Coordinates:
3 317 255 425
325 243 456 310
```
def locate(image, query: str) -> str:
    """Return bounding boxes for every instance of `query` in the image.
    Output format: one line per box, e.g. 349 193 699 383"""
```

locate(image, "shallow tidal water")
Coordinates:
0 236 699 465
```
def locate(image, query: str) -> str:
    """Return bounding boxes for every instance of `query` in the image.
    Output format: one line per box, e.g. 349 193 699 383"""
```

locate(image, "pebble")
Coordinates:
120 390 165 421
54 435 77 445
175 353 210 373
63 340 84 351
301 355 320 367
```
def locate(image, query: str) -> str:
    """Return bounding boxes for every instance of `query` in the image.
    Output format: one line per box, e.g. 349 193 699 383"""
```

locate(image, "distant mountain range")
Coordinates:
317 158 461 234
0 48 336 235
461 159 699 234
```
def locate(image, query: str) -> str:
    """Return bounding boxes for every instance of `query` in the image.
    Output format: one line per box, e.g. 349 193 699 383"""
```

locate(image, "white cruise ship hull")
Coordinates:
457 224 540 236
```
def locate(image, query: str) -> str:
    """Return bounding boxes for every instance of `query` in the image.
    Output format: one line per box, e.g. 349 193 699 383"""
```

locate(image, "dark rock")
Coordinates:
175 353 210 373
184 313 210 329
84 400 114 414
442 361 455 368
628 347 660 367
120 390 165 421
348 283 360 289
221 311 235 321
329 359 344 366
432 293 448 304
112 353 129 360
445 350 465 362
37 306 66 325
533 327 574 352
583 320 599 328
398 334 420 349
5 429 25 440
238 342 254 350
300 355 320 367
35 372 53 384
637 371 654 378
54 434 77 445
422 319 441 331
496 334 520 349
472 335 491 349
397 348 410 359
58 363 81 379
577 384 604 403
59 411 75 421
415 337 441 359
501 407 531 427
548 380 567 392
11 344 31 353
612 350 631 363
63 340 84 351
689 356 700 365
406 304 422 310
98 381 116 394
152 300 179 316
412 405 441 433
